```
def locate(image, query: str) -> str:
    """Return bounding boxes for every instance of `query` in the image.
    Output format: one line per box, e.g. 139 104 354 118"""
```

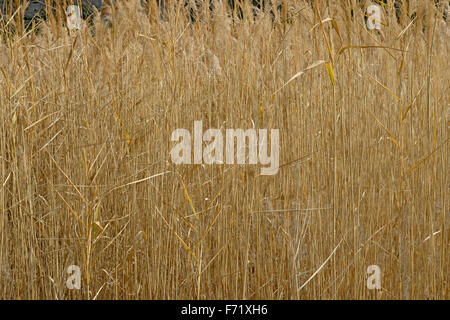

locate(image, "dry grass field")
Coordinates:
0 0 448 299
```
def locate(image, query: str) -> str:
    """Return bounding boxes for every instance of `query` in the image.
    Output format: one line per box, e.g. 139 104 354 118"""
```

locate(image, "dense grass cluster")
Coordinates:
0 0 448 299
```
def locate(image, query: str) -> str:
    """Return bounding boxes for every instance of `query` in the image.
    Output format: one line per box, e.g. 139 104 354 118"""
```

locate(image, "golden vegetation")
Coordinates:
0 0 448 299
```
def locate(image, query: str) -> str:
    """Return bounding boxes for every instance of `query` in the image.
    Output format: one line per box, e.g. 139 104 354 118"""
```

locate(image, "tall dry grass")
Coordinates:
0 0 448 299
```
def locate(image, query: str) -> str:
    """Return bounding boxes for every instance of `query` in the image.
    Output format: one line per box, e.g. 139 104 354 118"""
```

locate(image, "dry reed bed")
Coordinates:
0 1 448 299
